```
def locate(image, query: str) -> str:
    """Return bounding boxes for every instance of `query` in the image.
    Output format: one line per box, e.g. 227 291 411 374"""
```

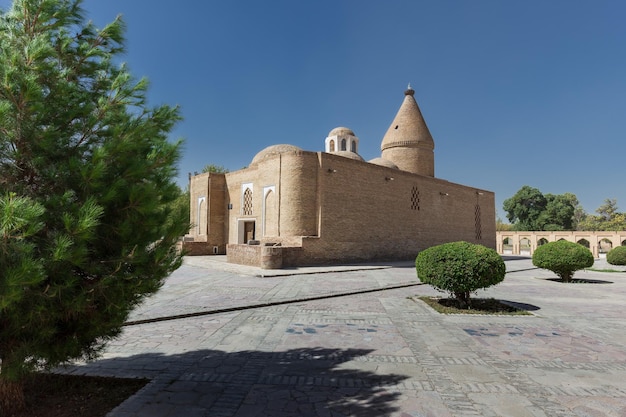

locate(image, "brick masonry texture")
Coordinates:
185 88 495 267
187 150 494 267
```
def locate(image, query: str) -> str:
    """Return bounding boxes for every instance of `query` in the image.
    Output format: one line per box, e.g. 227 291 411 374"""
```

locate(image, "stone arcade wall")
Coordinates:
497 231 626 258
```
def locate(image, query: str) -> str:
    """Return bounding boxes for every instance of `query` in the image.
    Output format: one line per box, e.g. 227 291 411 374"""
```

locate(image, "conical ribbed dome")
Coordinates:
380 86 435 176
381 86 434 151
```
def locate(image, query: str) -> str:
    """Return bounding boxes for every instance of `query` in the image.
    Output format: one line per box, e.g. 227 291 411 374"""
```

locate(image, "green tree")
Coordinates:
0 0 188 411
503 186 547 230
496 216 514 231
596 198 618 221
503 186 579 231
540 193 576 231
170 185 190 226
572 201 587 230
202 163 229 173
607 213 626 231
577 199 626 231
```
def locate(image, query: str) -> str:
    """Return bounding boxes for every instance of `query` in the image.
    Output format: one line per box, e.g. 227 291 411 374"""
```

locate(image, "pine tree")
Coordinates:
0 0 189 411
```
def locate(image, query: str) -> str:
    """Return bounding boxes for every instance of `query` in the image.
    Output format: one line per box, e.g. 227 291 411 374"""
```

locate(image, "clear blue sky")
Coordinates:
2 1 625 218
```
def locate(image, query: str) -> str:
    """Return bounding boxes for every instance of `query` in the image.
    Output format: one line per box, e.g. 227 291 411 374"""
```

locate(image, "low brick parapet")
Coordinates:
227 244 261 267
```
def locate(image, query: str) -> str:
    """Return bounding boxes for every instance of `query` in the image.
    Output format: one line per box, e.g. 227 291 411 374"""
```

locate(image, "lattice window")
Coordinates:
410 186 420 211
475 204 482 240
341 138 346 151
329 140 335 152
243 188 253 215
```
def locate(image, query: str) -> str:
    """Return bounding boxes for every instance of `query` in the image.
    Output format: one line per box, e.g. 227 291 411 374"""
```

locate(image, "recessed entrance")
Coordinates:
238 220 256 244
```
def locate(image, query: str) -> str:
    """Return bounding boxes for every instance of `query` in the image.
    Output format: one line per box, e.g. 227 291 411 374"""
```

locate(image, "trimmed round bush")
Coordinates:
415 241 506 307
532 240 593 282
607 246 626 266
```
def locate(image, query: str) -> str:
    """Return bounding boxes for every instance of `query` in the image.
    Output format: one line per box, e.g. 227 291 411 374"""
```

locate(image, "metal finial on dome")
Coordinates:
405 83 415 96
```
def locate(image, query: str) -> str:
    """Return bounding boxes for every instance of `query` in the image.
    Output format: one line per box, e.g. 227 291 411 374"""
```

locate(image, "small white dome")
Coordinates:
328 126 355 137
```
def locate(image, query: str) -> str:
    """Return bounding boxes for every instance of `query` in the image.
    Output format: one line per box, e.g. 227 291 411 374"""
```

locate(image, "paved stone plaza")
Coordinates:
59 256 626 416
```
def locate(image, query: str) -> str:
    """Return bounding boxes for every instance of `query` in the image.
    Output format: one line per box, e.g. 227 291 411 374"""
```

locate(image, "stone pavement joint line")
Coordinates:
123 281 423 326
56 256 626 417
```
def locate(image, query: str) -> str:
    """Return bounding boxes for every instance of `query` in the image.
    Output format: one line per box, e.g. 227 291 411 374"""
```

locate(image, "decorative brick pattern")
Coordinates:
475 204 482 240
242 188 253 215
411 186 420 211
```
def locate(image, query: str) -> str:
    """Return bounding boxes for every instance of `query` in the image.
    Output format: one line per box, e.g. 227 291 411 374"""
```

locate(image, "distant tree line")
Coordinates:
202 164 230 174
501 185 626 231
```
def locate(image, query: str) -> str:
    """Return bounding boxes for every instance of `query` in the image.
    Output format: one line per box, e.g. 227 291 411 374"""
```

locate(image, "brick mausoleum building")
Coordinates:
185 86 496 268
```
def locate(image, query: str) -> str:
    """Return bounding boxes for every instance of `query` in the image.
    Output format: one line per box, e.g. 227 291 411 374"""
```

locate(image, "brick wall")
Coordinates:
302 152 495 264
190 150 496 267
188 172 227 249
226 244 261 266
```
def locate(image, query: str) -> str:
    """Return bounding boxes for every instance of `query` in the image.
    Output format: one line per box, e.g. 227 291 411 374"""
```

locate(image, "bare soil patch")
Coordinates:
8 373 147 417
417 296 532 315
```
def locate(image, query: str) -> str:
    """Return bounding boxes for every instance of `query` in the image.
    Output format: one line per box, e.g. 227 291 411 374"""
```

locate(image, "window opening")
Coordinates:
410 186 420 211
243 188 253 215
475 204 482 240
577 239 590 248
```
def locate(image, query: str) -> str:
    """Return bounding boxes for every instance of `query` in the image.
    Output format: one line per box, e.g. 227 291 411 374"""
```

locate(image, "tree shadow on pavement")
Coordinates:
501 256 531 261
545 278 614 284
60 347 409 416
499 299 541 311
